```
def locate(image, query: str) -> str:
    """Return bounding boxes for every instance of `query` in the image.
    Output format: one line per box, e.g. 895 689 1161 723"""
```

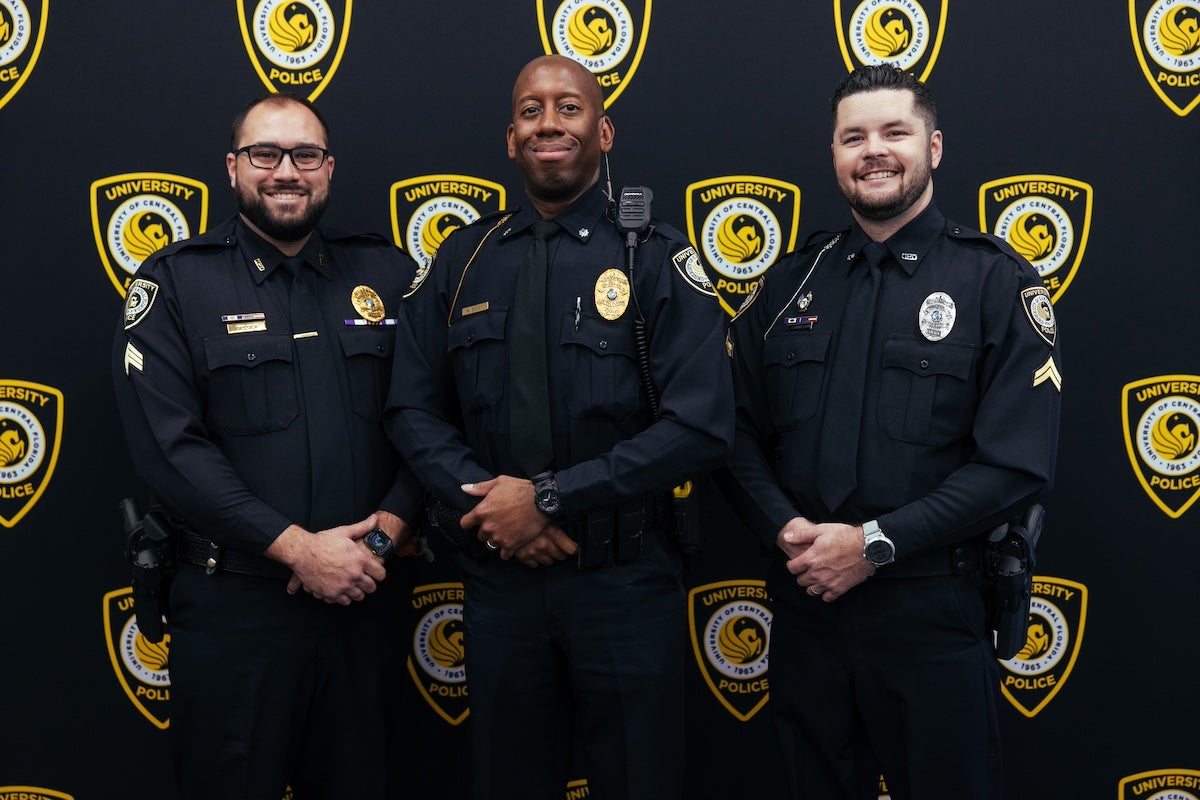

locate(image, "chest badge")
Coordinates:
918 292 956 341
351 285 386 323
594 268 630 321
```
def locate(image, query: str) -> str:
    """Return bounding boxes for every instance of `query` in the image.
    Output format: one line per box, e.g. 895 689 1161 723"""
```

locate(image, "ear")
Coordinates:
929 129 943 170
506 123 517 160
226 152 238 188
325 155 335 181
598 115 614 154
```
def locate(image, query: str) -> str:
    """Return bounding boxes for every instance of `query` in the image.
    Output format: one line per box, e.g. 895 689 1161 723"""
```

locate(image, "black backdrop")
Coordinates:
2 2 1199 799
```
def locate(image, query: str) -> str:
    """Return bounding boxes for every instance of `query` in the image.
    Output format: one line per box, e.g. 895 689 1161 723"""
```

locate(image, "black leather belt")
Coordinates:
178 532 292 580
872 538 983 580
562 494 671 541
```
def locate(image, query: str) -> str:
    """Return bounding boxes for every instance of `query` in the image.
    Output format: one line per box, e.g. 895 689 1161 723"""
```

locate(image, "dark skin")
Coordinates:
460 55 615 567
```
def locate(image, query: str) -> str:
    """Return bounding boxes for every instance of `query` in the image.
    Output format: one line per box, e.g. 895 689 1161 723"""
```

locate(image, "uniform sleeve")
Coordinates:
384 248 493 511
716 276 805 551
553 237 735 512
880 256 1062 557
112 258 292 553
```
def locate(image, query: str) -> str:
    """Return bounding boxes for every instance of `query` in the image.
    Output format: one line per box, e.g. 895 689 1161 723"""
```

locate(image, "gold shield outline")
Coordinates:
1122 374 1200 519
406 581 469 726
1119 769 1200 800
687 579 772 722
102 587 171 730
0 789 74 800
0 379 63 528
237 0 351 101
537 0 651 108
1129 0 1200 117
997 576 1087 718
834 0 948 82
977 174 1093 305
0 0 49 112
90 172 209 298
389 174 507 264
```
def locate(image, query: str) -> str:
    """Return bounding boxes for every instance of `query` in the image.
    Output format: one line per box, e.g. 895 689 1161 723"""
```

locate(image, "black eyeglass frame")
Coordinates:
232 144 331 170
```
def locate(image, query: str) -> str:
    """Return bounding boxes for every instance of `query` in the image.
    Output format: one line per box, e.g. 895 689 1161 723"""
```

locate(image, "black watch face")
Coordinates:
537 489 561 515
865 539 893 564
366 529 391 555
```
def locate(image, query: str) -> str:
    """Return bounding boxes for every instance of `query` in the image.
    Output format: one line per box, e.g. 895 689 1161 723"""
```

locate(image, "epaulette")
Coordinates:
797 228 844 255
322 227 392 247
945 218 1025 262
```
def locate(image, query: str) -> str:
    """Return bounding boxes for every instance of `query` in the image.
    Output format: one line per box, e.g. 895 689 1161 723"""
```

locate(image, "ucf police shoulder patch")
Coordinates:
1020 285 1056 347
123 278 160 330
671 245 716 297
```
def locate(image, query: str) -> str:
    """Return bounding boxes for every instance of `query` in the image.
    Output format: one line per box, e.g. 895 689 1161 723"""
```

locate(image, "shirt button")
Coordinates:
599 340 608 350
920 359 929 369
246 353 257 362
377 345 386 353
787 352 795 361
467 333 475 343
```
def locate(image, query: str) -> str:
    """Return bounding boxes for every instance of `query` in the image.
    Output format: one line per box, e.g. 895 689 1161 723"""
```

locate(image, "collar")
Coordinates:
235 218 328 284
842 201 944 277
499 183 610 245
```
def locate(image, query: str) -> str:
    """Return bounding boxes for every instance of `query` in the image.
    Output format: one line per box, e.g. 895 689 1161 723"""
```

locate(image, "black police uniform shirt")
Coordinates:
113 215 423 553
727 201 1061 558
386 183 734 517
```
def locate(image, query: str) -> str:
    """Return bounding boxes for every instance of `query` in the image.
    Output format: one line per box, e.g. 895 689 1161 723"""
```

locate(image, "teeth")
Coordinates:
862 171 897 180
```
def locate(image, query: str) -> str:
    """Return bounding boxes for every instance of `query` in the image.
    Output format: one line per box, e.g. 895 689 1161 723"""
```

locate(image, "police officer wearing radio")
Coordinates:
112 94 422 799
723 66 1062 798
385 55 733 800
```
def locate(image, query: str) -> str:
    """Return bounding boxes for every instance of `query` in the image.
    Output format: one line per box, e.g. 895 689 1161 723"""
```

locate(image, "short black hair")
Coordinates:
830 65 937 134
229 93 330 151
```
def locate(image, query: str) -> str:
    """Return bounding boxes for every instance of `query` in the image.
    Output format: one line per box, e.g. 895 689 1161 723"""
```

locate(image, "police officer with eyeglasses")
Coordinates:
112 93 422 800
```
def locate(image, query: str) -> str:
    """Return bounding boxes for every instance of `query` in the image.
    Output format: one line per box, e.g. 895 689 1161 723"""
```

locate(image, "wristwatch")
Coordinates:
532 471 562 518
862 520 895 567
364 528 396 562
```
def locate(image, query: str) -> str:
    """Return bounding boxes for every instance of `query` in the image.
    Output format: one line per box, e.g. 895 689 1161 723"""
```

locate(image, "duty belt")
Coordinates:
872 538 983 580
178 531 292 580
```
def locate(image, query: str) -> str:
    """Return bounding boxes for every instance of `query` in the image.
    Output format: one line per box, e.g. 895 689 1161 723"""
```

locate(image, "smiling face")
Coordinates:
832 88 941 235
226 98 333 252
506 55 614 216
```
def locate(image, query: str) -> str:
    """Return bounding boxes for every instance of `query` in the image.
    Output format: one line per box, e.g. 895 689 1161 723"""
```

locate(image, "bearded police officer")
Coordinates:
723 66 1062 799
112 94 422 799
385 55 733 800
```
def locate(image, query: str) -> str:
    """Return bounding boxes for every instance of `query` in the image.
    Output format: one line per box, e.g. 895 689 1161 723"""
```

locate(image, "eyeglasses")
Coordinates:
233 144 330 170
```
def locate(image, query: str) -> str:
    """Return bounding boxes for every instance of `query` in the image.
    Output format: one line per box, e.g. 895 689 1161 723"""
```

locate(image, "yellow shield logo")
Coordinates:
390 174 507 295
0 0 48 112
537 0 650 108
685 176 801 317
688 580 772 722
0 380 62 529
1130 0 1200 116
835 0 948 81
997 576 1087 718
407 582 469 726
90 172 209 298
237 0 351 100
0 789 73 800
978 174 1093 304
103 587 171 729
1119 769 1200 799
1122 374 1200 518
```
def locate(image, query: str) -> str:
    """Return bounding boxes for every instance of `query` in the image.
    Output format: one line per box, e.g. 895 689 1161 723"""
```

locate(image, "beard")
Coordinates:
235 182 328 243
843 157 932 222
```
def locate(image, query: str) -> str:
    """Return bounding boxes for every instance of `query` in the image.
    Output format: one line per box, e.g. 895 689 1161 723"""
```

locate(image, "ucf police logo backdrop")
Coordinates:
0 789 73 800
978 174 1093 304
688 580 771 722
0 379 62 529
0 0 47 111
997 576 1087 718
1119 769 1200 800
238 0 350 100
407 582 469 726
1123 374 1200 518
537 0 650 108
685 176 801 317
103 587 170 730
90 173 209 298
1130 0 1200 116
390 174 507 295
835 0 947 81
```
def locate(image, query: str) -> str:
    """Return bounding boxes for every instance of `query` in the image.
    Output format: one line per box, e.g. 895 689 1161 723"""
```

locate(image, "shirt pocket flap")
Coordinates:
881 337 974 379
560 315 635 358
204 334 293 370
338 329 392 359
764 332 830 368
448 309 507 352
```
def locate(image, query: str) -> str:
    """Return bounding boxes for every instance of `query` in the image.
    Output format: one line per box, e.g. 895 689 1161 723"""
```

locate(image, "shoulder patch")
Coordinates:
404 251 436 299
1021 285 1056 347
671 245 716 297
123 278 160 330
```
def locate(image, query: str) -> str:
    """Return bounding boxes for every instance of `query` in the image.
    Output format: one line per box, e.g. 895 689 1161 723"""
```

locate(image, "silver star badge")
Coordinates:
579 228 590 239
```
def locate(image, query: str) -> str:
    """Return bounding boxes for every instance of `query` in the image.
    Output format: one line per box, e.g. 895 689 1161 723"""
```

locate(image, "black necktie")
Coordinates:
816 241 888 512
508 219 559 477
283 256 354 530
